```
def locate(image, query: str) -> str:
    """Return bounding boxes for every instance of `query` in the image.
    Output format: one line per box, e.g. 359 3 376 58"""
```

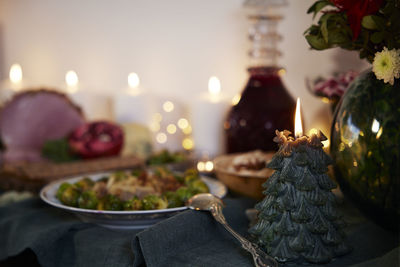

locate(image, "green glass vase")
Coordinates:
331 69 400 231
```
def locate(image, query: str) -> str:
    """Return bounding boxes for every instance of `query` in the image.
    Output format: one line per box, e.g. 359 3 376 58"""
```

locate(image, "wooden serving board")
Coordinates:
0 155 144 193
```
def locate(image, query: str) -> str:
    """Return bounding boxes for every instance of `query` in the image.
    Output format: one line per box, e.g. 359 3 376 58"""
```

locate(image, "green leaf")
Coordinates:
371 15 386 30
304 25 320 36
305 34 330 50
42 138 81 163
327 30 350 45
371 31 385 43
307 0 333 19
362 16 378 30
320 13 334 43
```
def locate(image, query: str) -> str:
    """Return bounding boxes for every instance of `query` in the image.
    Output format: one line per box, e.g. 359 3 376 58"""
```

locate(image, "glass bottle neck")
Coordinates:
248 16 282 68
248 66 282 75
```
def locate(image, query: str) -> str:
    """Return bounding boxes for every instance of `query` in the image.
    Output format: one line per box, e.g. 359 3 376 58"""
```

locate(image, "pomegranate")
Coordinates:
69 121 124 159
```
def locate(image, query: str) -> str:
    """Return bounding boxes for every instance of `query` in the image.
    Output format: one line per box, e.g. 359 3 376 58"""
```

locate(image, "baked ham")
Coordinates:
0 89 85 162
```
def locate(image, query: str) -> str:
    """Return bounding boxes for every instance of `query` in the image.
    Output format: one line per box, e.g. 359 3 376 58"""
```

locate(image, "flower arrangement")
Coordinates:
308 70 358 101
306 0 400 232
305 0 400 84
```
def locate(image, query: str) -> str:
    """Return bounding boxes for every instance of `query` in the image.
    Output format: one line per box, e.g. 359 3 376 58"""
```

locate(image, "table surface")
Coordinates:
0 190 399 267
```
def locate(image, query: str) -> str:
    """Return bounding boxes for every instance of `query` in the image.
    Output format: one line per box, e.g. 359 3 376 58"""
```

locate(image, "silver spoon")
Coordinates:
187 193 278 267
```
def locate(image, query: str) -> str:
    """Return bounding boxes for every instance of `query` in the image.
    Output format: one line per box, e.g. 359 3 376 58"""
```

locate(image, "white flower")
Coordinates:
372 47 400 86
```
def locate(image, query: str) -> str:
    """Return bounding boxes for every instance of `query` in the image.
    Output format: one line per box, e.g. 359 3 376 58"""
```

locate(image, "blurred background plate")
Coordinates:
40 172 227 230
214 153 274 200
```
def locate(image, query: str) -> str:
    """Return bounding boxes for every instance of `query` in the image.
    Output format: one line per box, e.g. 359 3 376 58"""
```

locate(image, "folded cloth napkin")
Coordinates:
133 198 256 267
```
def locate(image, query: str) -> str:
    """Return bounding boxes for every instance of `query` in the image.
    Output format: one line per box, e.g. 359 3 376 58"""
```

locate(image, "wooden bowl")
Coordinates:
213 152 274 200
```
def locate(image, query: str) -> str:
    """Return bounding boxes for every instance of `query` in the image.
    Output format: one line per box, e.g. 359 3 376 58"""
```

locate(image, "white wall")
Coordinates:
0 0 367 134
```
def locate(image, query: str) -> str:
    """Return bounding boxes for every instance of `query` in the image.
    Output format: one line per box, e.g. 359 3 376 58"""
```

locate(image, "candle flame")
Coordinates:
208 76 221 98
66 70 78 86
197 161 205 172
205 161 214 171
9 64 23 84
295 98 303 138
128 72 140 88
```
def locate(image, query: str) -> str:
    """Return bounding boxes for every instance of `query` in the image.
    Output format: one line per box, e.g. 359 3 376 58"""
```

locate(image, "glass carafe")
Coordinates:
225 0 295 153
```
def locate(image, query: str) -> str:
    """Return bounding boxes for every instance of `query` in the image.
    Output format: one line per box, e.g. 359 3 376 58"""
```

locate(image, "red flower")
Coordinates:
69 121 124 159
330 0 384 40
312 70 359 98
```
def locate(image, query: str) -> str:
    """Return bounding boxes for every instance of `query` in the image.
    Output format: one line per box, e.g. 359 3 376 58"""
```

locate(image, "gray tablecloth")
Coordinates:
0 197 398 267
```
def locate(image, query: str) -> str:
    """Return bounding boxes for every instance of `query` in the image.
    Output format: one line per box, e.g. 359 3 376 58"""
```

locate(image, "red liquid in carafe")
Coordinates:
225 67 295 153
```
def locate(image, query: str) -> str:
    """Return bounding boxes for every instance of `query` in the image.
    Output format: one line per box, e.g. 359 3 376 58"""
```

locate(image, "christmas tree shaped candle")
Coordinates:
249 99 351 264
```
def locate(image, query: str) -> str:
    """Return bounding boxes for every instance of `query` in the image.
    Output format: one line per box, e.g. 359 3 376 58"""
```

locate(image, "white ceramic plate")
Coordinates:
40 172 227 230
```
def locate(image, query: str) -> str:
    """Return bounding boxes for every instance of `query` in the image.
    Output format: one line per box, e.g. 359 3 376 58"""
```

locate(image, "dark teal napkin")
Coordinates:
133 198 256 267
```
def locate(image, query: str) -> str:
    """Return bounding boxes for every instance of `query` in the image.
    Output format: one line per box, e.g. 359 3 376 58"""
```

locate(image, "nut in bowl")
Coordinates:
214 150 274 200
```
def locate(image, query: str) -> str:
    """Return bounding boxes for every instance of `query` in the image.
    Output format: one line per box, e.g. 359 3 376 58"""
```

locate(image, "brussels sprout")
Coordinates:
123 197 143 210
175 186 194 203
173 174 184 183
74 177 95 191
163 191 183 208
184 169 200 185
142 195 168 210
56 182 72 200
104 195 123 211
78 191 99 209
184 168 198 177
189 179 209 194
172 152 185 163
60 186 81 207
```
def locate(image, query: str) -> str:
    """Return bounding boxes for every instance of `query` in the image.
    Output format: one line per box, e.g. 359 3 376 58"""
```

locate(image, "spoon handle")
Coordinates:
210 204 278 267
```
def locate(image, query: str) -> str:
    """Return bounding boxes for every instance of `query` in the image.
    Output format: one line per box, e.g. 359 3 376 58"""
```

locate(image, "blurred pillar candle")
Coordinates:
0 64 25 105
191 76 229 157
114 72 153 126
65 70 110 120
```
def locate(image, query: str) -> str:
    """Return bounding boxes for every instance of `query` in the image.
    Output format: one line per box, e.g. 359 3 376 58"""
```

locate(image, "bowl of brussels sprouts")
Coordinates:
40 168 227 230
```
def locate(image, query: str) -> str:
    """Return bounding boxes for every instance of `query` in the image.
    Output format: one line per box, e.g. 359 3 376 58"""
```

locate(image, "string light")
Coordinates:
182 125 192 135
163 101 174 112
177 118 189 129
156 132 167 144
182 137 194 150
